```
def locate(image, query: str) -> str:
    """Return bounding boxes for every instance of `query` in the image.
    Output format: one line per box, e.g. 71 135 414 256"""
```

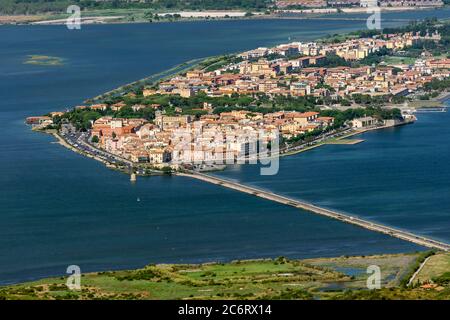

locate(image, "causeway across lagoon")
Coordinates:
179 172 450 252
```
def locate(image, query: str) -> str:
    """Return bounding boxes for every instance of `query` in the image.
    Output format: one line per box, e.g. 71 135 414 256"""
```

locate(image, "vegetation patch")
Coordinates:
2 253 447 300
415 253 450 285
24 55 65 67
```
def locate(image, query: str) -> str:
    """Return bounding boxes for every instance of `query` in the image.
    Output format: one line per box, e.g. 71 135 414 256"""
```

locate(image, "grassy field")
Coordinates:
408 100 444 108
2 252 449 300
324 139 364 145
282 129 368 157
415 253 450 284
304 253 418 289
382 56 417 65
0 15 49 24
24 55 65 66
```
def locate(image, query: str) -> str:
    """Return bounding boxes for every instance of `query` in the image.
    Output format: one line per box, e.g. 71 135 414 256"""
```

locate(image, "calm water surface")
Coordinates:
215 108 450 242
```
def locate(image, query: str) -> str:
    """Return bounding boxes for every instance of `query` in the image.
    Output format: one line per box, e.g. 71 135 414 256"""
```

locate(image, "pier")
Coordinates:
414 107 446 113
178 171 450 252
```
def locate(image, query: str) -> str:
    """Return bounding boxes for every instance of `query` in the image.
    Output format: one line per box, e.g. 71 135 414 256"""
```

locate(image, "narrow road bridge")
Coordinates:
178 172 450 252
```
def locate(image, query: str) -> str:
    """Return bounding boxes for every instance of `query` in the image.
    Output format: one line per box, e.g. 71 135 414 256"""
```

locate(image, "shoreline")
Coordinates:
46 129 124 170
1 6 447 25
0 252 428 292
280 124 400 157
90 57 207 103
436 91 450 102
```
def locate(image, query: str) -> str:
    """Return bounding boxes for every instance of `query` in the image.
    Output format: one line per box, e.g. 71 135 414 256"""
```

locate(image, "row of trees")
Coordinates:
0 0 271 15
423 77 450 92
52 105 156 131
98 84 406 117
320 106 402 128
308 48 394 69
283 104 402 145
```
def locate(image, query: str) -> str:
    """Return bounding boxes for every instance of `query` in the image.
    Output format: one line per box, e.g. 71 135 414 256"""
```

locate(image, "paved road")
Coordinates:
407 255 433 287
60 125 133 168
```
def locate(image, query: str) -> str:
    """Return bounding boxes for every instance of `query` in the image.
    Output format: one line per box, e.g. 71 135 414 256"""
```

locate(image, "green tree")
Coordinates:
161 166 173 175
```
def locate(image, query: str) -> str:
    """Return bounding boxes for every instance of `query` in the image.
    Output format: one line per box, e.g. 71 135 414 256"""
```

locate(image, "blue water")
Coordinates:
215 109 450 242
1 13 447 285
333 267 365 277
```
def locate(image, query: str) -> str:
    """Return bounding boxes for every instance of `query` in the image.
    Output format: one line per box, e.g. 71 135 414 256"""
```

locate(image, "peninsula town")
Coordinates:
27 20 450 172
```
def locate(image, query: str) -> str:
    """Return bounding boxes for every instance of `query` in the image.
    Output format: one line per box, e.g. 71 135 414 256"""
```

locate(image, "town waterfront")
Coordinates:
214 104 450 242
1 11 449 285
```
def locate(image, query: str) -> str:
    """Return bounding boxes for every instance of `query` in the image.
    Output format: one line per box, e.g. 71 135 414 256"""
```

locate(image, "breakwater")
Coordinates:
179 172 450 251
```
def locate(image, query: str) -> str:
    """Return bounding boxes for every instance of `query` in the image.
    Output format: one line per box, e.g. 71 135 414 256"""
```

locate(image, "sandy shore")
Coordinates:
158 11 264 18
31 16 124 25
47 129 119 169
0 15 47 24
3 5 445 25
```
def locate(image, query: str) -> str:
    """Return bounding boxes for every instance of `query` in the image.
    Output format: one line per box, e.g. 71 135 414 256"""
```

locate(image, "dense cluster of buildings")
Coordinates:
31 29 448 167
86 110 337 165
146 31 447 100
275 0 443 8
85 30 447 165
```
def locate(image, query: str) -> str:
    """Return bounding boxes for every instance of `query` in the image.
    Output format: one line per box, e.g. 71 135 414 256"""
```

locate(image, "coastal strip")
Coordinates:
41 119 411 175
45 129 130 169
280 120 413 157
90 57 208 103
178 171 450 252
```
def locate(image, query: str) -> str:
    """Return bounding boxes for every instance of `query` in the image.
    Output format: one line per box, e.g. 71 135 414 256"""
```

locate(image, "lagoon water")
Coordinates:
215 108 450 241
1 10 449 284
